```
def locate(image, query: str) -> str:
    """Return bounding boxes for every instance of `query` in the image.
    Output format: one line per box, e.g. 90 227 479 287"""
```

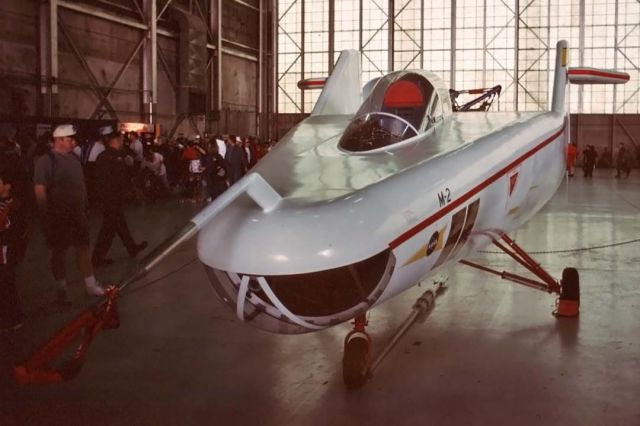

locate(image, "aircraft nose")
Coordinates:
203 248 396 334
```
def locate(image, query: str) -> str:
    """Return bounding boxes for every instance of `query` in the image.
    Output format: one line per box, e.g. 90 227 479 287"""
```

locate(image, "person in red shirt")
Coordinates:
181 140 206 202
566 142 578 177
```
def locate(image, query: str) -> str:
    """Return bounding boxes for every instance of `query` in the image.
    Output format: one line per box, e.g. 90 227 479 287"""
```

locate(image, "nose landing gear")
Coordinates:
342 278 448 389
342 314 372 389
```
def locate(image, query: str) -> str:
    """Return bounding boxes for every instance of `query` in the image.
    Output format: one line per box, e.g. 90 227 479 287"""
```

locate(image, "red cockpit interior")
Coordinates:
383 80 426 108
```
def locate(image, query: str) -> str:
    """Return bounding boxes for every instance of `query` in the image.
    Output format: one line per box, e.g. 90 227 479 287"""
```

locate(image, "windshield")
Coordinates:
338 112 418 152
338 71 439 153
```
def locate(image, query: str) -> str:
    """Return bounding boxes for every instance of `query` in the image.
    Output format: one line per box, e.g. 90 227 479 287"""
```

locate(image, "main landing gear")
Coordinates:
341 234 579 389
342 279 448 389
459 234 580 317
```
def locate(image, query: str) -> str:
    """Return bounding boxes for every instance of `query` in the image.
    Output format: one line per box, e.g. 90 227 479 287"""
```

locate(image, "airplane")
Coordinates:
14 40 630 389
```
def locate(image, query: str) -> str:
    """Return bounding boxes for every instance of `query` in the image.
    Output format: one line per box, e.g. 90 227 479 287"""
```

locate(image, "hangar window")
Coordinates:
339 72 439 153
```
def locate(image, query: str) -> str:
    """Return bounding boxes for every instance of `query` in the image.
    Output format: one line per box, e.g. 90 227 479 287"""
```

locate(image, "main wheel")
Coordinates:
556 267 580 317
561 267 580 302
342 335 370 389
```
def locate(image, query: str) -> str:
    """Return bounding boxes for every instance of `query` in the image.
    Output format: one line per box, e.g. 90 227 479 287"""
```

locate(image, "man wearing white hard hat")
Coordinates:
33 124 105 300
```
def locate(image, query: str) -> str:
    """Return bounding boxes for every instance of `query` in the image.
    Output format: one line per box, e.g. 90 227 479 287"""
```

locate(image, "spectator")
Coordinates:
566 142 578 177
615 143 631 178
181 140 206 202
141 147 170 199
0 138 29 264
225 135 247 185
215 136 226 159
597 147 612 168
92 127 148 267
33 125 104 301
243 137 254 169
254 138 267 162
202 143 229 202
128 131 144 165
582 144 598 178
0 165 25 332
74 126 107 207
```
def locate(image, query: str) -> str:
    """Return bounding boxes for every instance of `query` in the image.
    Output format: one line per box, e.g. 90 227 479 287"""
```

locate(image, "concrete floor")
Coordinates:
2 169 640 425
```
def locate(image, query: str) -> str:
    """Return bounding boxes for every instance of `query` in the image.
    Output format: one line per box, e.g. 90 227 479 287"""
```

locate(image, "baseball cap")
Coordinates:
52 124 77 138
98 125 115 136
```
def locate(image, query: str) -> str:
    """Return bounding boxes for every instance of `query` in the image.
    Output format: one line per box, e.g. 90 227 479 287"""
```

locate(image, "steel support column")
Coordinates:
578 0 585 113
359 0 363 67
142 0 158 124
482 0 487 87
514 0 520 111
328 0 335 72
389 0 395 72
39 0 59 117
300 0 305 112
217 0 223 122
272 0 278 137
612 0 619 111
258 0 264 137
419 0 424 69
450 0 456 87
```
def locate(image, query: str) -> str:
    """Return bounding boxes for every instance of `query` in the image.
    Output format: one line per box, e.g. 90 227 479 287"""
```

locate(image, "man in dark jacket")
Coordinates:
582 144 598 178
225 135 247 185
92 127 147 267
202 143 229 201
615 143 630 178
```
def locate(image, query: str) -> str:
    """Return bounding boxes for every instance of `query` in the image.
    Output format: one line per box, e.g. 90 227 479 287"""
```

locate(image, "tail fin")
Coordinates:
308 50 361 116
551 40 630 113
551 40 569 113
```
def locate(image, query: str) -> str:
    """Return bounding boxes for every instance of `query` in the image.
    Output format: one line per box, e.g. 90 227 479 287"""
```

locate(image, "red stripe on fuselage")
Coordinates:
568 69 630 81
389 124 566 249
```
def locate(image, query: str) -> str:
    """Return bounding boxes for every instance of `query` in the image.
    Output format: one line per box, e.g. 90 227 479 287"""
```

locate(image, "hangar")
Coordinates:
1 1 639 424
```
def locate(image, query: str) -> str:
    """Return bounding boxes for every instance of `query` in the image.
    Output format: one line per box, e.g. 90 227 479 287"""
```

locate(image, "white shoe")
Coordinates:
86 282 106 296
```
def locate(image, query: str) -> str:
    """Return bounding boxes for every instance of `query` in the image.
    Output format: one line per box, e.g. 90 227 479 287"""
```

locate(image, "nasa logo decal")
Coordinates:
426 231 439 256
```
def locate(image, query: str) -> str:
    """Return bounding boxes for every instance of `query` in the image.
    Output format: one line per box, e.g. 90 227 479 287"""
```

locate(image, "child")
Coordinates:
0 168 23 332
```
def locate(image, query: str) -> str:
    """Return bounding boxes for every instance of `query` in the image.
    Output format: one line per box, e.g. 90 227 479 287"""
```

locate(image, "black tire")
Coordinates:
342 336 370 389
561 267 580 301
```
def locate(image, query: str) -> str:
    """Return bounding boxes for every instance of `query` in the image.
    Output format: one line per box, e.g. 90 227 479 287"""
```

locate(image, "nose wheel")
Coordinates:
342 314 372 389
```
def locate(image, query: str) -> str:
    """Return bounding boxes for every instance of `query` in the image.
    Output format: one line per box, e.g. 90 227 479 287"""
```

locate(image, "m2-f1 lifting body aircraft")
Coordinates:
15 41 630 388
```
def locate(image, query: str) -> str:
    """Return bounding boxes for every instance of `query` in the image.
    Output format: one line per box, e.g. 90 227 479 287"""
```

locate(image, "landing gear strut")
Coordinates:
342 279 447 389
459 234 580 317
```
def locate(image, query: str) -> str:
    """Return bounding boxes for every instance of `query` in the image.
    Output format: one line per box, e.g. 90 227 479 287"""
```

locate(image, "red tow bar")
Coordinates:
13 286 120 385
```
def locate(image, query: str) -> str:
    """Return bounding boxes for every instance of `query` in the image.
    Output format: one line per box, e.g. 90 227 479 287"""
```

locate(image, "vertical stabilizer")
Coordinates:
311 50 361 116
551 40 569 113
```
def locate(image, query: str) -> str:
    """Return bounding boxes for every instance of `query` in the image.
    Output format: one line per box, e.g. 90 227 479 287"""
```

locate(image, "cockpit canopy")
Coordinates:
339 71 451 153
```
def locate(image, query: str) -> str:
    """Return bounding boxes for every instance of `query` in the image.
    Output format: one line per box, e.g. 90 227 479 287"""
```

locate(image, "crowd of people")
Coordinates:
0 124 276 333
566 142 634 178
